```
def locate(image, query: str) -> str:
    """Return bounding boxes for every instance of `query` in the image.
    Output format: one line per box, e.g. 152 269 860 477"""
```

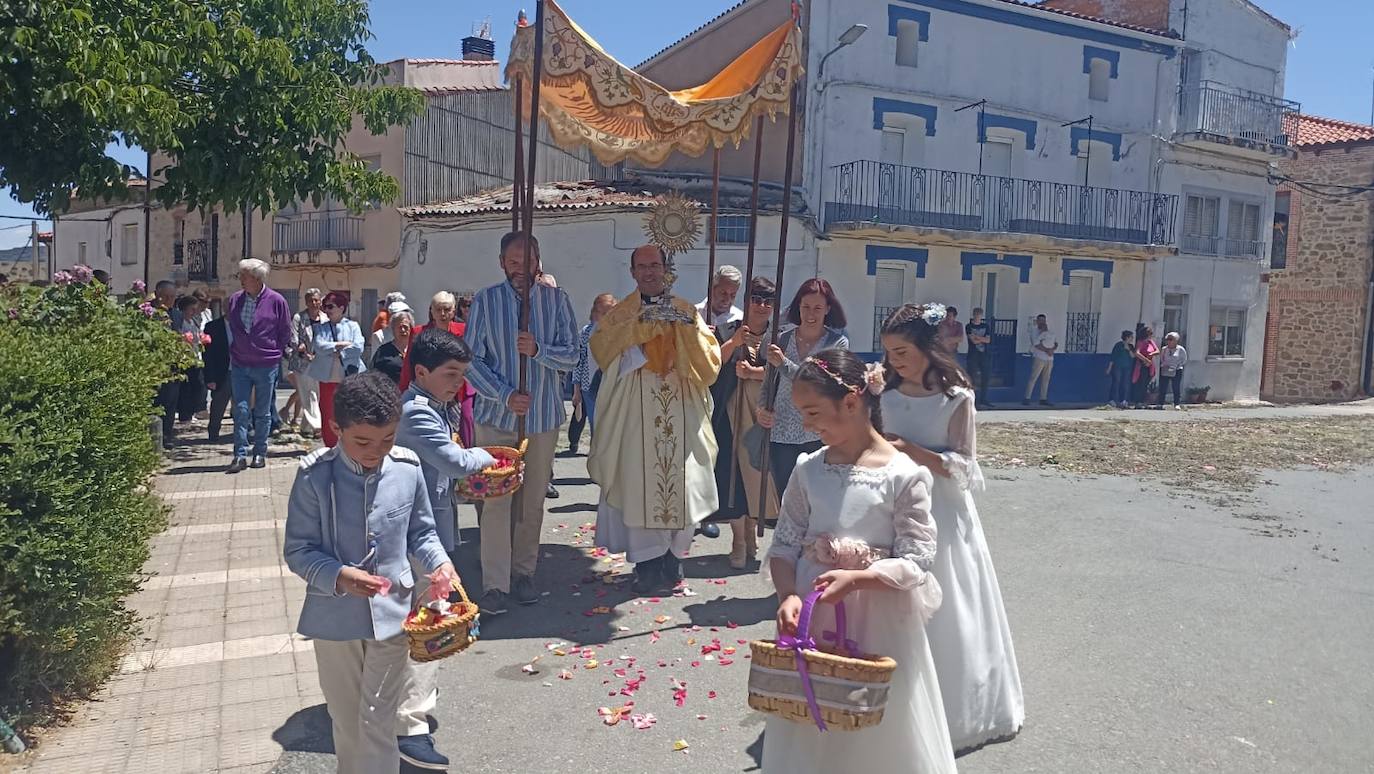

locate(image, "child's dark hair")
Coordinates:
793 347 883 433
408 328 472 382
879 304 972 396
1120 330 1134 341
333 372 402 428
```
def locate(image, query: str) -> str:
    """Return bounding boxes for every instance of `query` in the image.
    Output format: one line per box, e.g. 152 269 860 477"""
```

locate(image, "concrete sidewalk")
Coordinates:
977 397 1374 424
13 437 316 774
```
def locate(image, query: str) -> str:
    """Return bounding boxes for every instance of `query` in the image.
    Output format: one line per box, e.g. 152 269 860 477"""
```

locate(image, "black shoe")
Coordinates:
1022 399 1031 406
478 589 510 616
630 557 665 595
662 552 684 586
226 457 247 474
512 575 539 605
208 434 220 444
546 482 559 499
696 522 720 539
250 454 267 469
398 733 449 770
1039 400 1053 407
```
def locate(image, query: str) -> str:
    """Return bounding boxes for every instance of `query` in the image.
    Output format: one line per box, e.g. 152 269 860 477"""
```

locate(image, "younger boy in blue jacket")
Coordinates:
284 372 457 774
391 328 496 769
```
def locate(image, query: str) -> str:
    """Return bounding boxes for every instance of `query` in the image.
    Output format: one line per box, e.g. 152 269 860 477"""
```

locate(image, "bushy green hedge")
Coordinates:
0 273 192 731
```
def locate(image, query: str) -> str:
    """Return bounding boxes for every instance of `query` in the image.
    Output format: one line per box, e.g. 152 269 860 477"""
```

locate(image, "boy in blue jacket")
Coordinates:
392 328 496 769
284 372 457 774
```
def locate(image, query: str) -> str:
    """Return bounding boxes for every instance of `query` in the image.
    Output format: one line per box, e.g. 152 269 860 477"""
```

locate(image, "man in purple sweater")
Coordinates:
226 258 293 473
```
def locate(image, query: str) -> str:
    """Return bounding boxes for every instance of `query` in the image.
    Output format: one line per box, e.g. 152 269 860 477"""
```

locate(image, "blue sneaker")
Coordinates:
398 733 449 770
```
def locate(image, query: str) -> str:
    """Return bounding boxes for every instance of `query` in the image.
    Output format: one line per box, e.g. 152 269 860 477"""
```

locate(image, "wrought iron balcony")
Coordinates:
826 161 1178 246
272 211 365 253
1178 81 1299 152
186 238 217 282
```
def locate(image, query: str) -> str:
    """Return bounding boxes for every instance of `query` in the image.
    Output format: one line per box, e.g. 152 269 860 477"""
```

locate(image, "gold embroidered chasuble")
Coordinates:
588 293 721 531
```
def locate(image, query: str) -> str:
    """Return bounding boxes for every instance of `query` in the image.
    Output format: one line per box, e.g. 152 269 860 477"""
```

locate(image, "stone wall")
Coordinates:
1263 141 1374 401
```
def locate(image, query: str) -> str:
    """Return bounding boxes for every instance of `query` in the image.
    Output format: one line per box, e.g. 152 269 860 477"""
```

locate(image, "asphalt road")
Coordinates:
270 450 1374 774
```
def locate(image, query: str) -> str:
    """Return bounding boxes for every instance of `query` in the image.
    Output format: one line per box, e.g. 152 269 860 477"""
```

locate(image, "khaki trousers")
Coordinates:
314 634 410 774
395 559 438 737
475 425 557 593
1025 357 1054 400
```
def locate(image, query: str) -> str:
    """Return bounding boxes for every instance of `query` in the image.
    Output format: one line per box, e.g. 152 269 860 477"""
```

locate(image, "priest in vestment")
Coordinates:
589 245 722 594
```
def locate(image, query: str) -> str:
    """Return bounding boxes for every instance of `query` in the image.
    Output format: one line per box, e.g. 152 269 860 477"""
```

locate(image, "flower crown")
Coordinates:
804 357 885 396
919 303 947 326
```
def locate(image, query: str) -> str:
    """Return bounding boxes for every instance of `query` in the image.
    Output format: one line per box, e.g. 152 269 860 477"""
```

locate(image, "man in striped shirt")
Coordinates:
464 232 578 615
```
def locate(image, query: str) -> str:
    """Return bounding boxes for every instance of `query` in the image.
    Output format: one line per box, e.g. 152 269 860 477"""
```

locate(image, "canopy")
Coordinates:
505 0 804 167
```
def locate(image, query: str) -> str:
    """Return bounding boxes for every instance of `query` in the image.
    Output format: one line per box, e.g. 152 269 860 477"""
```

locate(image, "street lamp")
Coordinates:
816 23 868 86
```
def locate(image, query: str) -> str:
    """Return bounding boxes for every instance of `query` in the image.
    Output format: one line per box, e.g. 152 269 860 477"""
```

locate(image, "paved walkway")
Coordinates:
9 398 1373 773
977 397 1374 424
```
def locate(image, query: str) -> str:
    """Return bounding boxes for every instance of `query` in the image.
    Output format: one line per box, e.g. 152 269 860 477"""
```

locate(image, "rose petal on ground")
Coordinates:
672 740 690 752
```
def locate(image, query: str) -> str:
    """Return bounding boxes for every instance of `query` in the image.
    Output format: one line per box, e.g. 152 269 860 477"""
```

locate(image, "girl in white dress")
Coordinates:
762 348 956 774
879 303 1025 754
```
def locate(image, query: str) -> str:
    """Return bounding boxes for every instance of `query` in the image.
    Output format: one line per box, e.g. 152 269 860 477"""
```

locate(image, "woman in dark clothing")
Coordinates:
371 309 414 384
203 315 232 442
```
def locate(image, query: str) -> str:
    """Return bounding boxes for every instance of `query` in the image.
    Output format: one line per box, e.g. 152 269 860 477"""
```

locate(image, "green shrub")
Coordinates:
0 273 193 731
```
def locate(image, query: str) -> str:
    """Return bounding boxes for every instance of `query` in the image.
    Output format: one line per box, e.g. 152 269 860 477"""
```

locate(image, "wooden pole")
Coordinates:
706 147 720 284
512 78 525 233
756 82 802 539
725 117 766 510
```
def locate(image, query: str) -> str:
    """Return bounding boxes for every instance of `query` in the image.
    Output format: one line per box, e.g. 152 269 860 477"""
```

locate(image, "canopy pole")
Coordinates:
707 147 720 284
512 78 525 233
726 117 766 511
757 82 801 540
512 0 546 546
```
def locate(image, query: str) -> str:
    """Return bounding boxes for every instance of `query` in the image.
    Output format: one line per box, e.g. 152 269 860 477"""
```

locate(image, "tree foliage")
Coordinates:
0 0 425 215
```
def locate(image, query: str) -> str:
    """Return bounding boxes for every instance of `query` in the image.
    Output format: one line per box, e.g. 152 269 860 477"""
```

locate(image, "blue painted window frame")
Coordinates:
960 252 1033 283
1069 126 1122 160
866 245 929 277
887 6 931 41
978 113 1038 150
1061 258 1113 288
873 98 939 136
1081 46 1120 78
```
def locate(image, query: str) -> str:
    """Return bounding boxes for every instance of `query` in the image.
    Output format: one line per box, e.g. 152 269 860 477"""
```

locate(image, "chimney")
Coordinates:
461 36 495 61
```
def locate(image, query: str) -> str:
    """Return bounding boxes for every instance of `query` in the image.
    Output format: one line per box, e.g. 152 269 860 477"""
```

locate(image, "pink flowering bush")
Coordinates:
0 277 193 730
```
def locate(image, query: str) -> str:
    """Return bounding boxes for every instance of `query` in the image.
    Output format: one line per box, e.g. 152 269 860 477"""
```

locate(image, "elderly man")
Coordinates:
697 264 743 331
464 233 578 615
225 258 292 473
590 245 721 594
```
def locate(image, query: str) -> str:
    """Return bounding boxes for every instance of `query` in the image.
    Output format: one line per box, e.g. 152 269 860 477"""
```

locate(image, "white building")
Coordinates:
400 0 1292 403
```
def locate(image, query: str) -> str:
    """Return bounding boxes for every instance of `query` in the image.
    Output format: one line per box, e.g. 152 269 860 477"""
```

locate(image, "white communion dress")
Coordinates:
882 385 1025 753
761 449 957 774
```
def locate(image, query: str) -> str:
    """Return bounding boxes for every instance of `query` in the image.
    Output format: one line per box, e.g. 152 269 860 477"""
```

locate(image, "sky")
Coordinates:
4 0 1371 248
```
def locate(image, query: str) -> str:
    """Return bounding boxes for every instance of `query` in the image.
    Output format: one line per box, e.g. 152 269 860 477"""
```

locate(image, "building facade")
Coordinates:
1262 115 1374 401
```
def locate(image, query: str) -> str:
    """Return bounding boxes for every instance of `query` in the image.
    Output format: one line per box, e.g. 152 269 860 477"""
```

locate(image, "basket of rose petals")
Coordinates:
454 438 528 500
404 579 479 662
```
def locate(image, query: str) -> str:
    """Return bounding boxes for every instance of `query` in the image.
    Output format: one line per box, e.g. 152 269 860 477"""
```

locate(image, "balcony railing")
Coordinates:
186 238 217 282
273 211 365 253
1181 233 1267 260
826 161 1178 246
1178 81 1300 150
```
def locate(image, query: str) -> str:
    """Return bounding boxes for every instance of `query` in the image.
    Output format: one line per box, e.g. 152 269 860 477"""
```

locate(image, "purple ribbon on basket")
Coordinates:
776 590 854 732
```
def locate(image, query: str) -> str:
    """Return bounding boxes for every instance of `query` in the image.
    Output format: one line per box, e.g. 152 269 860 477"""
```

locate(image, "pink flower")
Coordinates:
6 308 18 320
52 271 74 286
200 333 212 345
182 331 196 343
72 264 93 282
805 534 887 570
131 280 146 294
138 302 156 318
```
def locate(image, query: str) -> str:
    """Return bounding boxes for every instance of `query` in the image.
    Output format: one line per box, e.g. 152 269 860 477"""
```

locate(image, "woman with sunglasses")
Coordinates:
305 291 367 446
712 276 782 568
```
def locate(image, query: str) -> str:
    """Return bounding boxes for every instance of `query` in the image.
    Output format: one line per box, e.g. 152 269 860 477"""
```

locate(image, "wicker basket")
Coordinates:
403 580 480 662
747 591 896 731
454 438 528 500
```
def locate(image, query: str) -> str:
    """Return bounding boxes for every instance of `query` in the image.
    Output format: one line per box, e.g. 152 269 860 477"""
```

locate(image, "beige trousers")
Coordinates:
475 425 557 593
1025 357 1054 400
313 634 410 774
295 372 322 432
395 559 438 737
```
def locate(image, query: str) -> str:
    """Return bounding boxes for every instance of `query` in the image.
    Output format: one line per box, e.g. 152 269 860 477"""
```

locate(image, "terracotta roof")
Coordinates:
401 175 801 219
1289 114 1374 147
1018 0 1179 38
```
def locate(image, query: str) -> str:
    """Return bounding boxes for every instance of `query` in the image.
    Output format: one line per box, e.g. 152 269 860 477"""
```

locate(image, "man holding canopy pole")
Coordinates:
590 245 722 594
464 232 578 615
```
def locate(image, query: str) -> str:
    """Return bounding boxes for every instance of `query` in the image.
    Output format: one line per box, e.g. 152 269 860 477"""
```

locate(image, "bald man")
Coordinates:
588 245 722 594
